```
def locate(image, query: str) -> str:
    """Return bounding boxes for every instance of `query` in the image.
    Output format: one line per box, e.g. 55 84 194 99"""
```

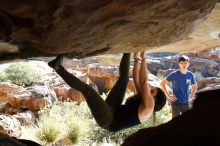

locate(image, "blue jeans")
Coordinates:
171 100 190 118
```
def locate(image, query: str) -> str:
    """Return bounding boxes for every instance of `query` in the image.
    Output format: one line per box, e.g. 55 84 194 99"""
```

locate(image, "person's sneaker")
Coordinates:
48 54 64 70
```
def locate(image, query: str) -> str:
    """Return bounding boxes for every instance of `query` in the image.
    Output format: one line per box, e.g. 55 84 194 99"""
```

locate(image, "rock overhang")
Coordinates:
0 0 220 62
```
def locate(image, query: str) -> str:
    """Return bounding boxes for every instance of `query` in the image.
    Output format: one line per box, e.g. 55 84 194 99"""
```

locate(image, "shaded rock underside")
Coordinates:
0 0 219 62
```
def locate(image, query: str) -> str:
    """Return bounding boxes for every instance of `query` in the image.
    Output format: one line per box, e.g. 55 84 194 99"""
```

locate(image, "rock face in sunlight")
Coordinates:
0 114 21 138
0 0 219 61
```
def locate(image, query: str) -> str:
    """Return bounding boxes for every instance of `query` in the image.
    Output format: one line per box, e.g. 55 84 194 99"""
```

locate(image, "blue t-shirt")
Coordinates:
166 70 196 103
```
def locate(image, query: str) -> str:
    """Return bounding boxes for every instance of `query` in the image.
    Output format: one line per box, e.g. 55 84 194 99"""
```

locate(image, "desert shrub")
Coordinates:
48 101 92 123
38 101 92 145
0 70 7 82
36 116 60 145
67 121 80 144
4 62 42 86
66 118 89 145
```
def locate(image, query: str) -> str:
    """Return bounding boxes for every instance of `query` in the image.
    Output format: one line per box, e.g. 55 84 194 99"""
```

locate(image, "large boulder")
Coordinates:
147 52 220 78
0 83 57 113
197 77 220 90
52 86 85 103
13 110 36 126
0 82 22 102
8 85 57 111
0 0 219 61
122 89 220 146
0 114 21 138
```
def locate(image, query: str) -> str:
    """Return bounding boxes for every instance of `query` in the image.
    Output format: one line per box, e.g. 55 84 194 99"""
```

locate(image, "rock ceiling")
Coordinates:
0 0 220 62
151 2 220 53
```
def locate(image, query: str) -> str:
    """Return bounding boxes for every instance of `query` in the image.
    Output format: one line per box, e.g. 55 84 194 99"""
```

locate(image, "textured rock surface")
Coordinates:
0 82 22 102
152 3 220 53
0 114 21 138
52 86 85 103
0 0 219 62
0 83 57 112
9 85 57 111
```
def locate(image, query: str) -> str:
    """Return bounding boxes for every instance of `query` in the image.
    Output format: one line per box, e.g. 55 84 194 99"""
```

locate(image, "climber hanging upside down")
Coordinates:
48 51 166 132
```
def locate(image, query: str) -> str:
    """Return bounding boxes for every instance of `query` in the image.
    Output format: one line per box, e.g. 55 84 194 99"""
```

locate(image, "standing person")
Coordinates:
48 51 166 132
160 55 198 118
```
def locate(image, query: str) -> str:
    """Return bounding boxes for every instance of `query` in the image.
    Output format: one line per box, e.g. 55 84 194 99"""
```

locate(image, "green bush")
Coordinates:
4 62 42 86
0 70 7 82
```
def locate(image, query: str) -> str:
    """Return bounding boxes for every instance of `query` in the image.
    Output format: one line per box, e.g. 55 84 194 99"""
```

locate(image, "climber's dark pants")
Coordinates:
55 53 130 129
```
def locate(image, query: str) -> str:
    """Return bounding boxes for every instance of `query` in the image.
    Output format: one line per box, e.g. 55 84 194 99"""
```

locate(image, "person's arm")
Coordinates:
160 79 177 101
133 52 141 94
160 79 170 97
138 51 154 122
189 83 198 100
189 73 198 103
